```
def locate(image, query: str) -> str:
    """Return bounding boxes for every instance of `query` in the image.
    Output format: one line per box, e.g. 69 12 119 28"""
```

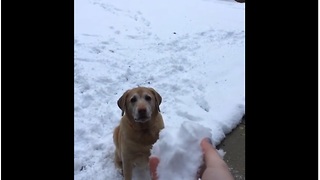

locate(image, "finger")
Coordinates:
200 138 234 180
200 138 222 167
200 137 215 151
149 156 160 180
198 138 213 178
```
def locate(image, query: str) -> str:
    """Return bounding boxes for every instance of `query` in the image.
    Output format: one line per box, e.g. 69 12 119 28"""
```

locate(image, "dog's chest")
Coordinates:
133 129 158 145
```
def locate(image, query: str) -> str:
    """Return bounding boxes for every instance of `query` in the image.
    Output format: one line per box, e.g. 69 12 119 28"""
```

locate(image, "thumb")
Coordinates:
200 138 222 167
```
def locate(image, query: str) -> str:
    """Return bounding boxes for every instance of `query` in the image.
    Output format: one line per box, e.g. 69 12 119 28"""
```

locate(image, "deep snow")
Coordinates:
74 0 245 179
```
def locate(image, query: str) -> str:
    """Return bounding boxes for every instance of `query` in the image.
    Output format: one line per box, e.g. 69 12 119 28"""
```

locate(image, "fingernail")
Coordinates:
206 137 213 145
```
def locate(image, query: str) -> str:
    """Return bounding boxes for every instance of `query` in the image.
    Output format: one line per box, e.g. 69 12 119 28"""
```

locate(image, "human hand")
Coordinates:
200 138 234 180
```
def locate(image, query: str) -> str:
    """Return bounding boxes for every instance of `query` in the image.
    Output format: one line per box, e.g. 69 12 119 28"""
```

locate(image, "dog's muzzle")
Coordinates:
134 109 151 123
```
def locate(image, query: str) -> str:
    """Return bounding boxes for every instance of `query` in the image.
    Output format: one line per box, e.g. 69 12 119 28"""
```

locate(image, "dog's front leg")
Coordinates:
122 157 133 180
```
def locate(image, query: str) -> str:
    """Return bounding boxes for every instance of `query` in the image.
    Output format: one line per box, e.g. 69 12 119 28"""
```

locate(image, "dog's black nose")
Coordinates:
138 108 147 116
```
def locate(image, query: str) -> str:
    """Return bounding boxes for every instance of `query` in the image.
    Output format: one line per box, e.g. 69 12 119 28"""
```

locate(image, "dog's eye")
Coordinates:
145 95 151 101
130 97 137 103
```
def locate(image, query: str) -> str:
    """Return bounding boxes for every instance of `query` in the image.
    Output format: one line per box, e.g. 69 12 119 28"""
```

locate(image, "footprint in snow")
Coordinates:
195 96 210 112
176 111 202 121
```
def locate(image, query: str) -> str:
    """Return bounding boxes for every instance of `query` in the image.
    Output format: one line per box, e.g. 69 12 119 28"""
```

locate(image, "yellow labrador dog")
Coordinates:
113 87 165 180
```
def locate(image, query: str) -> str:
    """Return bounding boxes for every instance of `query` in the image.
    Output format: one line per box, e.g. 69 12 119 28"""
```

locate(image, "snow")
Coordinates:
151 121 212 180
74 0 245 179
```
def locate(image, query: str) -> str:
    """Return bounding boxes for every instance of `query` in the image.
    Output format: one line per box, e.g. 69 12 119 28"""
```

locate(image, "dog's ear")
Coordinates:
148 88 162 112
117 90 130 116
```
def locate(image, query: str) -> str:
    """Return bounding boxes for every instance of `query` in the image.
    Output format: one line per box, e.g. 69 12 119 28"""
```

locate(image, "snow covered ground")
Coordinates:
74 0 245 179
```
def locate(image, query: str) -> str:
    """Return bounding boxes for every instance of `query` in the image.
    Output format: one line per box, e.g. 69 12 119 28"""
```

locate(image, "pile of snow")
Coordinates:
151 121 226 180
151 121 211 180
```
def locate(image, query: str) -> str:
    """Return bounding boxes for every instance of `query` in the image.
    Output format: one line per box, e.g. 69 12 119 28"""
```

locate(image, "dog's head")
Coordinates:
117 87 162 123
